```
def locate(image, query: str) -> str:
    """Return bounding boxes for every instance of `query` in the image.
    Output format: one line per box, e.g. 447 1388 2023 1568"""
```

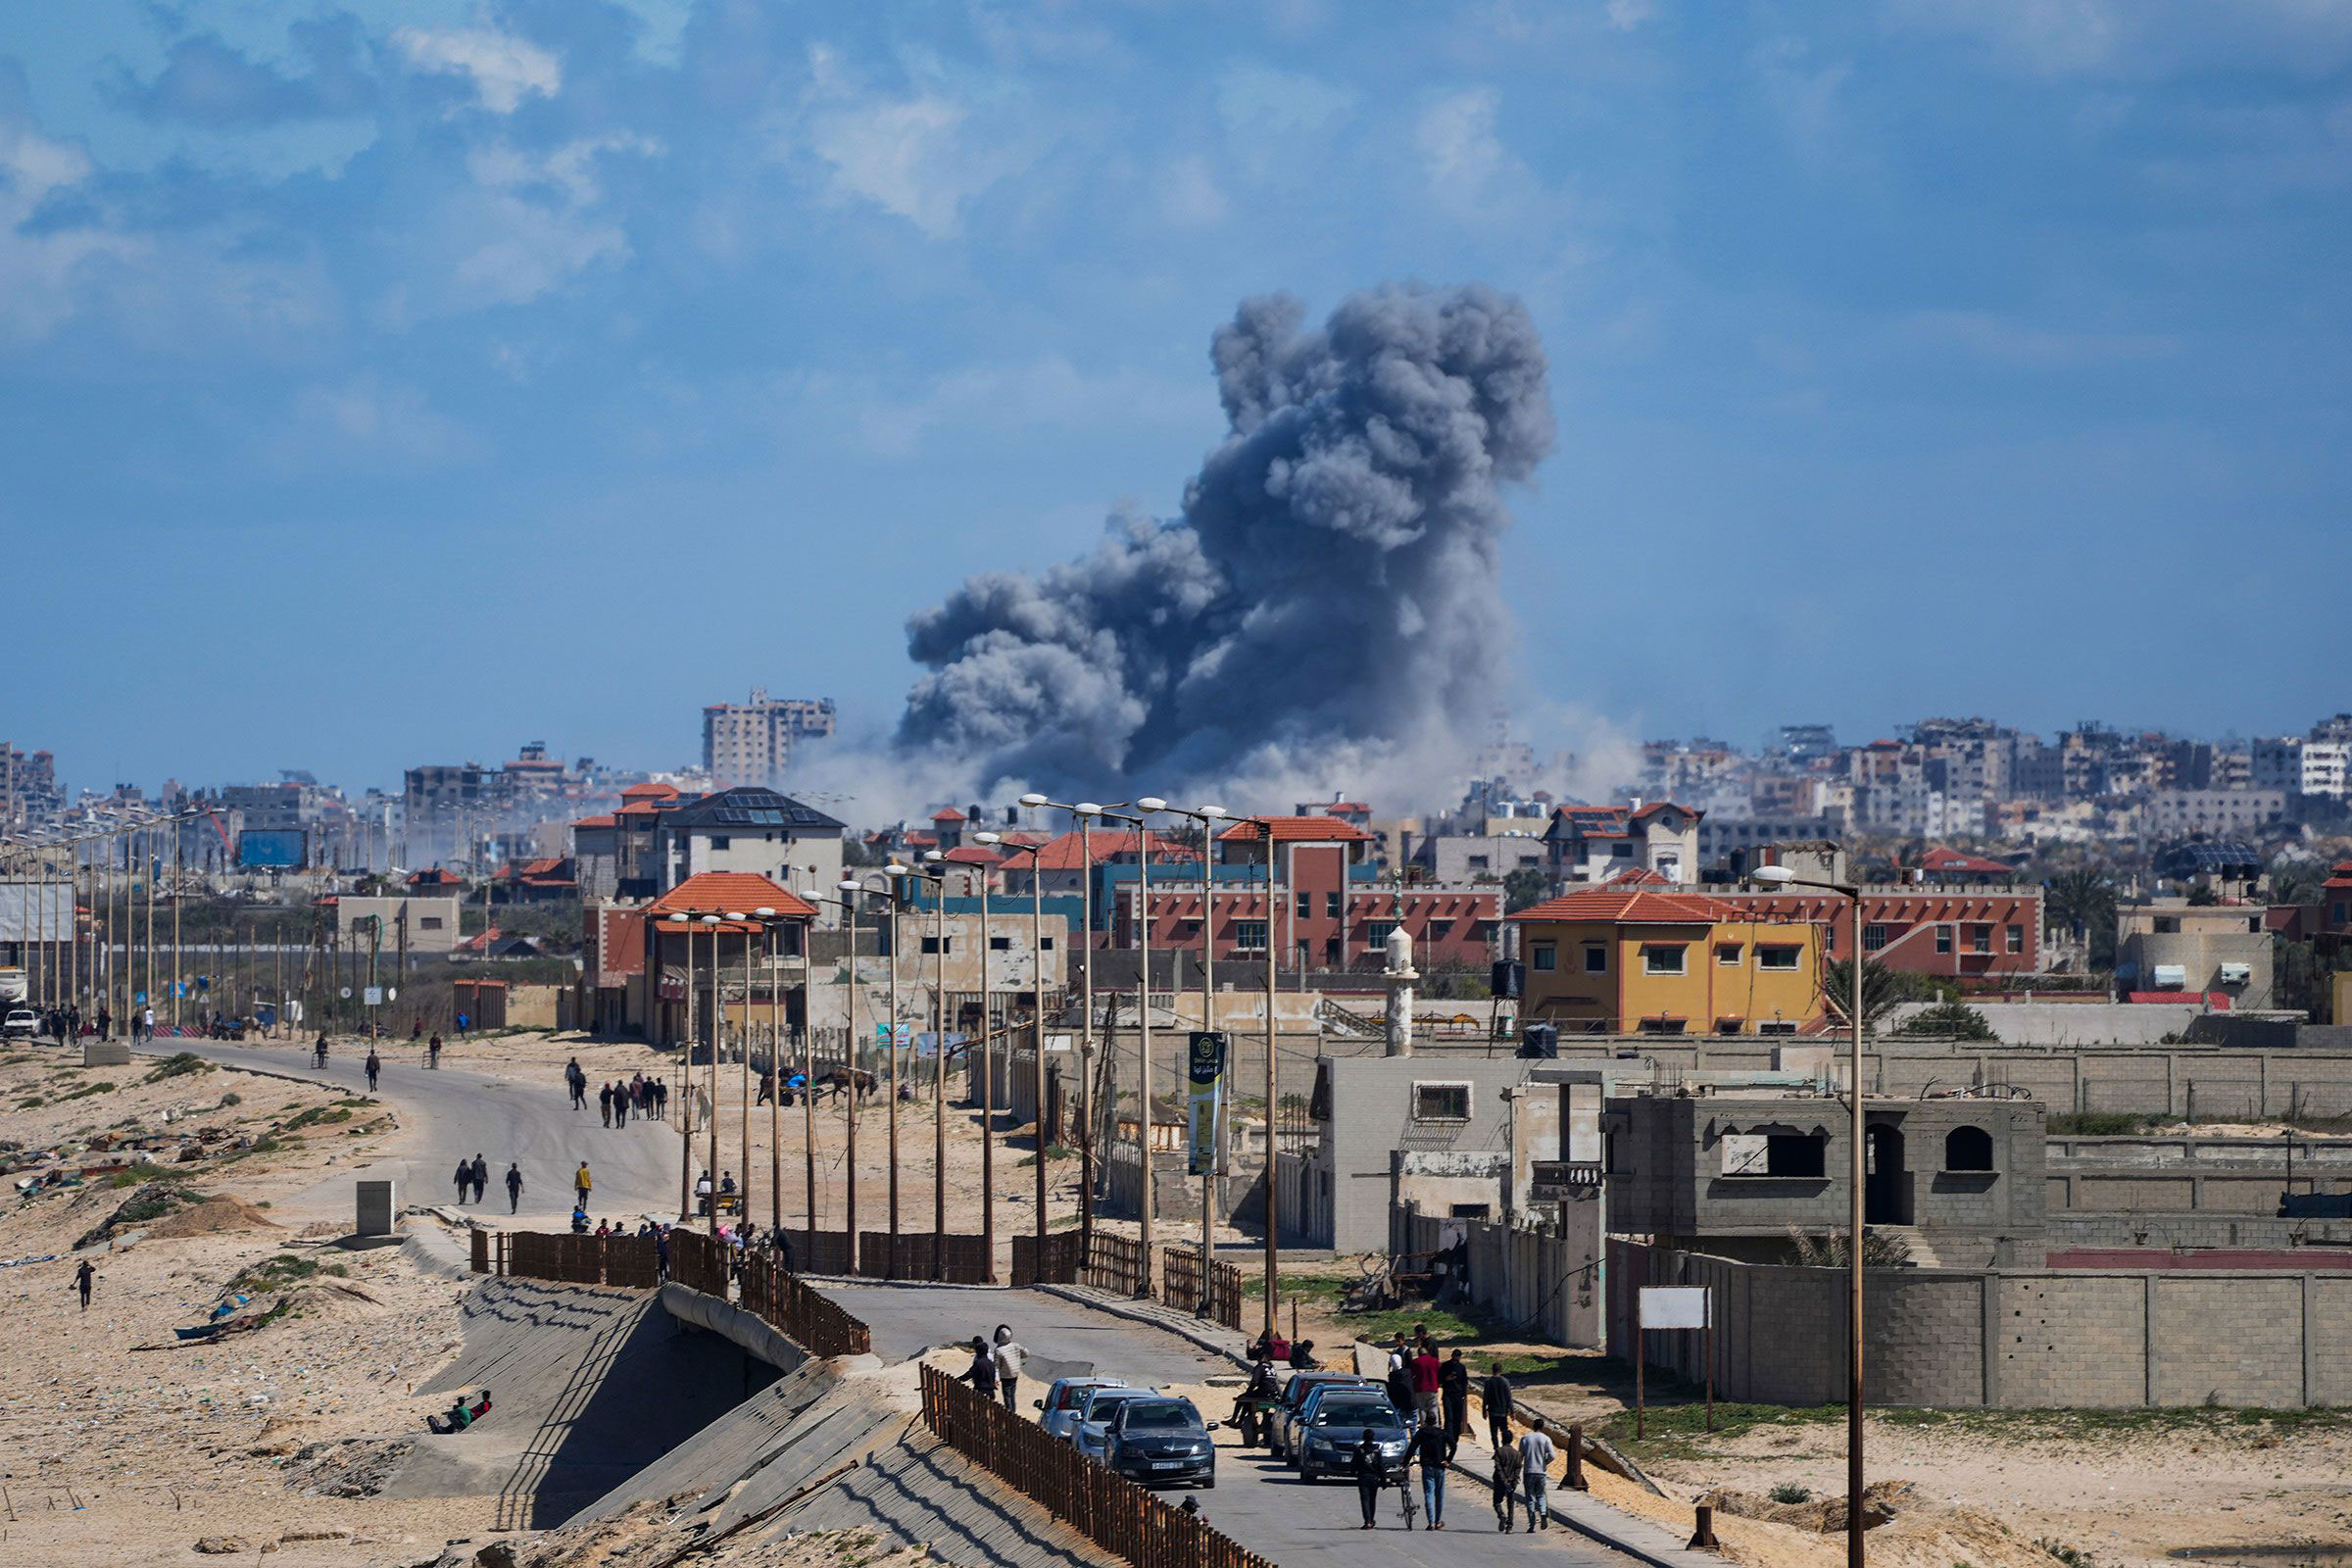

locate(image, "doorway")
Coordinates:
1864 1125 1911 1226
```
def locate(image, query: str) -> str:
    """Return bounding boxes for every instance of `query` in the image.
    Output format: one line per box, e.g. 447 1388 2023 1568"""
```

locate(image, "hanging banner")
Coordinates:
1187 1030 1226 1176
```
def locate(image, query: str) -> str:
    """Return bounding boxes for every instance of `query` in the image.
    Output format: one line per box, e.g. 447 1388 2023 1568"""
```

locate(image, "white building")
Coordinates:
701 690 836 790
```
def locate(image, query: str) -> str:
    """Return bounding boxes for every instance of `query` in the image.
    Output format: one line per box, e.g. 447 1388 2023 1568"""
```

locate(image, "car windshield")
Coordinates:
1315 1400 1396 1427
1120 1401 1198 1430
1084 1392 1147 1419
1055 1383 1111 1408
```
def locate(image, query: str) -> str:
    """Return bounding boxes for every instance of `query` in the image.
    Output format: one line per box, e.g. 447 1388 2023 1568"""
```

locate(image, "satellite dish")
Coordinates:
386 988 399 1002
339 987 353 1000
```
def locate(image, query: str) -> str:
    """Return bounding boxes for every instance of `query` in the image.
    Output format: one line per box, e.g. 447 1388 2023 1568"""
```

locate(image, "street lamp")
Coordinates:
1237 815 1284 1343
1747 859 1866 1568
969 833 1010 1283
1156 803 1229 1295
724 911 756 1228
700 912 724 1213
848 864 914 1272
753 906 786 1235
1112 798 1169 1293
1020 794 1107 1257
990 836 1054 1271
666 910 698 1220
914 851 952 1277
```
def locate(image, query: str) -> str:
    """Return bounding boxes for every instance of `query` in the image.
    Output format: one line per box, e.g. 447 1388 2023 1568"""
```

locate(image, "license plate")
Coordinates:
1152 1461 1183 1470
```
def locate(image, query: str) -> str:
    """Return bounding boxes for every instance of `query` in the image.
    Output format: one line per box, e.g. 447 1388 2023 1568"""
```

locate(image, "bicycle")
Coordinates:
1394 1471 1418 1531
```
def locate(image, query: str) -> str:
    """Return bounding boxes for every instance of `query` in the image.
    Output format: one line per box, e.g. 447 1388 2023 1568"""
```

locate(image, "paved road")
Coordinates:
824 1285 1641 1568
132 1037 687 1224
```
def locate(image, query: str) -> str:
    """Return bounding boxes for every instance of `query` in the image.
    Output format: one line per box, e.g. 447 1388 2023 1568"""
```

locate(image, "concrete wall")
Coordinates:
1608 1239 2352 1409
1399 1203 1604 1348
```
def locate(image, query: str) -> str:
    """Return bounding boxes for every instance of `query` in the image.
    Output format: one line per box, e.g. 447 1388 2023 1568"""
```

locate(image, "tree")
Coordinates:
1502 867 1551 913
1820 956 1936 1035
2046 868 2118 970
1889 1001 1998 1040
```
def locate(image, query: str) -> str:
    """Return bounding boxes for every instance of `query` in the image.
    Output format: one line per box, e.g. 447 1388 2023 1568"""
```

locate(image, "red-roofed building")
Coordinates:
490 856 577 905
632 872 818 1046
1512 889 1830 1035
2324 860 2352 945
1543 801 1702 885
1915 846 2017 882
407 867 465 892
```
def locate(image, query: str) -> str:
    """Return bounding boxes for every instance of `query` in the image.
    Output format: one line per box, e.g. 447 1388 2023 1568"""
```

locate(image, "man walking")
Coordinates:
1408 1341 1443 1429
964 1337 998 1401
74 1258 95 1311
1440 1348 1471 1452
365 1047 381 1093
469 1153 489 1204
1516 1418 1556 1532
1408 1414 1450 1529
1352 1429 1391 1530
1491 1433 1522 1532
1482 1359 1515 1452
991 1325 1027 1413
505 1162 523 1214
453 1157 472 1205
574 1160 592 1209
599 1082 613 1128
566 1058 586 1109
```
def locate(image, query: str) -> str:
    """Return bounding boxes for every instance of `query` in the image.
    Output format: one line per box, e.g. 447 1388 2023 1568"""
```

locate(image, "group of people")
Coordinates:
36 1004 144 1043
594 1070 665 1127
449 1152 526 1213
963 1325 1028 1410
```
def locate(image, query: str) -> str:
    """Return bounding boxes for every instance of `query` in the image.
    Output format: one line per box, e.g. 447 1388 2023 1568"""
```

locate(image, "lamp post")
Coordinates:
967 834 1008 1283
701 912 723 1218
725 911 755 1225
666 910 695 1220
1019 794 1106 1260
1156 804 1229 1290
753 906 786 1235
1109 799 1168 1294
812 880 867 1273
850 865 913 1271
991 837 1054 1267
1239 815 1282 1342
1747 859 1866 1568
916 852 951 1277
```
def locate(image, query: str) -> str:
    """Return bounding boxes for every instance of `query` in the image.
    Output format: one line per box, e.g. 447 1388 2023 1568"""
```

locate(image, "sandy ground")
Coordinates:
0 1042 498 1566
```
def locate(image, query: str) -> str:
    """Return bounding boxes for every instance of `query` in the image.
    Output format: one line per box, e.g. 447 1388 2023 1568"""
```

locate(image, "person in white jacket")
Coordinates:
991 1324 1027 1413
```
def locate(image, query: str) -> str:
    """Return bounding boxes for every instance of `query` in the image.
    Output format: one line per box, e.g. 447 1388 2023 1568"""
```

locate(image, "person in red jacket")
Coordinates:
1408 1344 1443 1427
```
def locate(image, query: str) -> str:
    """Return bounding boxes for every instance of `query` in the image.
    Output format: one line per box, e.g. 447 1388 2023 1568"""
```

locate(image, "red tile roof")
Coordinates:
642 872 816 927
931 808 967 822
1630 801 1699 822
621 781 681 801
1602 867 1675 888
1030 827 1196 870
1918 846 2013 876
407 868 463 887
940 846 1002 865
573 813 617 829
1216 815 1372 844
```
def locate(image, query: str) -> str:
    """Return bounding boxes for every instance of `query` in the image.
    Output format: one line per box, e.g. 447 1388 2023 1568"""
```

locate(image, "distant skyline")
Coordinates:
5 2 2347 798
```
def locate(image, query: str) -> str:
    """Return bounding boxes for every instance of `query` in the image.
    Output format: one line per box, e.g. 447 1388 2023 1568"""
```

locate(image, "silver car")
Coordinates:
1035 1376 1124 1440
1070 1385 1160 1463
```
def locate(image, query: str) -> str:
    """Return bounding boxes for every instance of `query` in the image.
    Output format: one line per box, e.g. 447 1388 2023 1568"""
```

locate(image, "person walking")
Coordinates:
428 1033 442 1069
574 1160 592 1208
141 1004 156 1042
364 1048 381 1093
991 1325 1027 1413
453 1158 472 1205
74 1258 95 1311
1482 1359 1515 1452
964 1337 998 1401
315 1033 329 1069
1408 1416 1450 1529
1440 1348 1471 1452
1490 1431 1523 1532
1408 1341 1443 1428
505 1162 523 1214
1385 1358 1416 1428
1516 1418 1556 1532
565 1058 585 1109
97 1005 112 1042
1352 1429 1390 1529
469 1153 489 1204
599 1082 613 1128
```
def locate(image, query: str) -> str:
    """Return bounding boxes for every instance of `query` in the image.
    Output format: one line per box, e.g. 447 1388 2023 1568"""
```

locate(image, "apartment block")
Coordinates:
701 689 836 790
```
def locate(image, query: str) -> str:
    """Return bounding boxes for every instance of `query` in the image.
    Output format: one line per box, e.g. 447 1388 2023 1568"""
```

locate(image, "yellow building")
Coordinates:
1512 885 1829 1036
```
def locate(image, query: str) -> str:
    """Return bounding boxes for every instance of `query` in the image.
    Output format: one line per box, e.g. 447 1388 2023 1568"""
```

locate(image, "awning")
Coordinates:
2152 964 2187 990
2218 962 2252 985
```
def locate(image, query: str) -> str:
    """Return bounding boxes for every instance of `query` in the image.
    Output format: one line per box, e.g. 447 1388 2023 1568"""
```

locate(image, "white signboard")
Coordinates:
1720 1134 1768 1176
364 986 383 1006
1640 1286 1710 1330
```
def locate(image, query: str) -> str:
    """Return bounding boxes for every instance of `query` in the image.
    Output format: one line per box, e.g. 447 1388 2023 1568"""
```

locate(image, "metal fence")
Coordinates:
920 1365 1272 1568
668 1226 731 1298
740 1253 873 1357
1159 1248 1243 1330
1011 1231 1084 1287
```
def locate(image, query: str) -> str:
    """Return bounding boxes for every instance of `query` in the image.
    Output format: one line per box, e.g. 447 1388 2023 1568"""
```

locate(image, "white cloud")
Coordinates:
1605 0 1659 29
466 132 664 206
797 46 1046 239
394 26 561 114
1751 36 1853 172
1882 0 2352 78
1158 155 1228 228
269 374 480 473
803 357 1206 459
1214 62 1355 144
0 118 143 341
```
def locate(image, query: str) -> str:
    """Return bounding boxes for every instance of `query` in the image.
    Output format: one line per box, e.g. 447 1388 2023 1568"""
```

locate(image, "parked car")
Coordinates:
1291 1385 1409 1484
1035 1376 1125 1440
1103 1395 1217 1489
1071 1386 1161 1463
2 1007 38 1041
1269 1371 1377 1460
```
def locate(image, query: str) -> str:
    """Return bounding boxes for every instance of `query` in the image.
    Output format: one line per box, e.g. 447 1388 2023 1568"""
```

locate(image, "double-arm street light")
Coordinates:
1152 803 1229 1289
906 852 954 1277
1099 800 1162 1291
1747 859 1867 1568
982 835 1054 1266
1017 795 1109 1253
847 863 914 1271
1236 815 1284 1342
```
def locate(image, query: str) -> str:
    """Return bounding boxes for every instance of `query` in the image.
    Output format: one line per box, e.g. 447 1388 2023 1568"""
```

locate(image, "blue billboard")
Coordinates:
236 829 306 868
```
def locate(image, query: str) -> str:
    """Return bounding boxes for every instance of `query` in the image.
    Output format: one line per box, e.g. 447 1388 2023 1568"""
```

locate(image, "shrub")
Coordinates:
143 1053 213 1084
1770 1482 1813 1504
1889 1003 1998 1041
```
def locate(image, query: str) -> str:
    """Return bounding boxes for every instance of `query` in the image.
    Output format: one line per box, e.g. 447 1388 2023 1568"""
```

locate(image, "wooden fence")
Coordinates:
1011 1231 1084 1288
740 1253 873 1357
668 1226 731 1298
473 1229 662 1290
920 1365 1272 1568
1159 1248 1244 1330
1083 1233 1151 1296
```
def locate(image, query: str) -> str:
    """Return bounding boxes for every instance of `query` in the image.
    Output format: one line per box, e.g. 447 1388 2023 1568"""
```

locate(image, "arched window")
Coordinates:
1944 1126 1994 1172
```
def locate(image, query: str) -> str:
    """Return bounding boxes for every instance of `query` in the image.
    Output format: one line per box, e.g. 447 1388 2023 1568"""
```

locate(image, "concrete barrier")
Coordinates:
659 1281 811 1372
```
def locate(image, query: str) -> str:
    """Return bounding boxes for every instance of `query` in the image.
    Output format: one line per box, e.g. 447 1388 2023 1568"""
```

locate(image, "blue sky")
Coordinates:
5 0 2348 799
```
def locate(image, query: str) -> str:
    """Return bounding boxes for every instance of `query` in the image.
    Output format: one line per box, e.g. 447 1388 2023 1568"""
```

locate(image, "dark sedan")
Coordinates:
1103 1396 1217 1489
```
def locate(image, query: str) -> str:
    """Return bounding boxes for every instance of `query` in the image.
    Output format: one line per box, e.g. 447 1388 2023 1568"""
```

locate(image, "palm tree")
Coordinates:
1821 956 1931 1035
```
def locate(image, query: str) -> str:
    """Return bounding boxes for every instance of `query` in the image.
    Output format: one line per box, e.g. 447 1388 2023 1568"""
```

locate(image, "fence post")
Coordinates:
1566 1423 1586 1490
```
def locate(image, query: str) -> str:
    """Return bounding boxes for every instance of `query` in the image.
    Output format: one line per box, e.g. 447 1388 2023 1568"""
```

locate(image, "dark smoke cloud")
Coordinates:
896 282 1554 801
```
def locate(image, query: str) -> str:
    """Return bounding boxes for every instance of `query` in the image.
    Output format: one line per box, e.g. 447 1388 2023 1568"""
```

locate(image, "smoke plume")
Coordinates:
895 282 1555 804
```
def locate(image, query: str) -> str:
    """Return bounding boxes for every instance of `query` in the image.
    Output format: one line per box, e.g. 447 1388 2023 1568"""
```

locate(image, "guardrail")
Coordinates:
920 1364 1271 1568
1159 1248 1243 1330
471 1229 661 1289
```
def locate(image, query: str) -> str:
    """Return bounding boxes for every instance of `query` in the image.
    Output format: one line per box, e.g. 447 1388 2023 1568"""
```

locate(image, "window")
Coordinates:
1430 918 1455 939
1411 1082 1472 1121
1756 945 1800 971
1466 855 1490 870
990 936 1012 952
2006 924 2024 955
1637 1016 1686 1034
1944 1126 1995 1173
1531 943 1557 972
1715 943 1742 967
1363 920 1397 947
1296 893 1311 919
419 916 444 931
1766 1134 1826 1177
1235 920 1267 952
2154 915 2180 934
1970 925 1991 956
1448 1202 1492 1220
1584 945 1608 974
1935 927 1953 954
1040 937 1055 952
710 834 731 849
1516 855 1541 868
1756 1020 1798 1035
1863 923 1888 951
1325 892 1342 918
1642 944 1687 975
1611 843 1633 858
920 936 954 955
1715 1017 1744 1035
